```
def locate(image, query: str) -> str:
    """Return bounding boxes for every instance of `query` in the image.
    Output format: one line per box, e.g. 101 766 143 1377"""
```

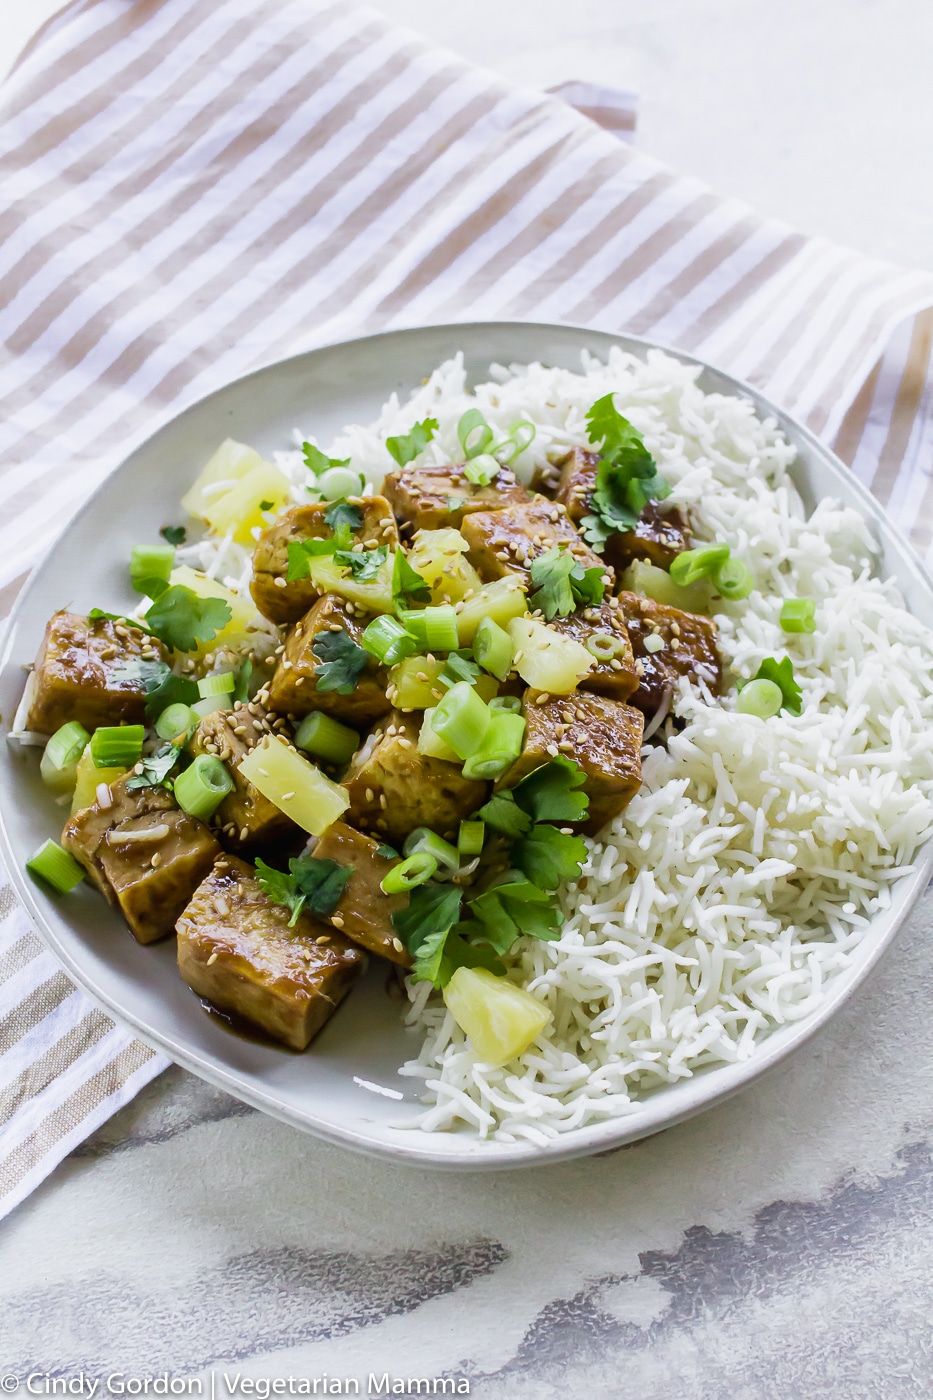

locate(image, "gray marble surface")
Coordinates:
3 1 933 1393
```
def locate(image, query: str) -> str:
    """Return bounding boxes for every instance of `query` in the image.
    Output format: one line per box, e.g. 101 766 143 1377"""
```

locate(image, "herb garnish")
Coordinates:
124 743 182 791
255 855 352 926
160 525 187 546
386 418 438 468
111 658 200 719
323 499 364 533
747 656 802 715
392 547 432 605
332 545 388 584
528 546 605 619
303 443 351 475
311 629 369 694
143 585 232 653
579 394 671 551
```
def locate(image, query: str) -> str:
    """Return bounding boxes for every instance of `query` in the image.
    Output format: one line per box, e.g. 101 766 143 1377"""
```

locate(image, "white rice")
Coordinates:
151 348 933 1140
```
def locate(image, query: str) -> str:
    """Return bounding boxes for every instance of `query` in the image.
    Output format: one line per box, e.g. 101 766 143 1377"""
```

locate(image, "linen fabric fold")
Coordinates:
1 0 932 1220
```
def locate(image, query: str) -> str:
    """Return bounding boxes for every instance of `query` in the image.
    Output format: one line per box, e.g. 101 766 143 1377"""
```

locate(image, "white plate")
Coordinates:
3 321 932 1170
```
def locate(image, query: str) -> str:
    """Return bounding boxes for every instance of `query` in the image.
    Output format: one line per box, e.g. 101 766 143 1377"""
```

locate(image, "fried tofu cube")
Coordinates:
312 821 410 966
266 594 391 725
342 712 487 843
554 448 690 572
62 774 221 944
546 599 639 703
383 463 531 532
460 498 610 589
250 498 400 625
499 691 643 835
189 702 297 850
617 591 721 718
176 855 364 1050
26 611 169 735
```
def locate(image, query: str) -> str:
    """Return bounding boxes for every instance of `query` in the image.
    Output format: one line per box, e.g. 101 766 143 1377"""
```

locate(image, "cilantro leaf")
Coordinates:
286 534 341 580
528 546 606 619
392 882 462 955
133 576 170 600
583 394 671 547
88 608 144 627
259 499 275 512
311 629 368 694
477 790 533 838
303 442 351 475
411 924 504 988
438 652 482 688
144 585 232 652
392 547 432 605
750 656 802 716
323 499 364 533
160 525 187 546
469 878 562 952
376 842 401 861
333 545 388 583
446 496 467 513
511 756 589 824
255 855 351 926
111 659 200 719
289 855 352 917
511 824 586 891
124 743 182 791
386 418 438 468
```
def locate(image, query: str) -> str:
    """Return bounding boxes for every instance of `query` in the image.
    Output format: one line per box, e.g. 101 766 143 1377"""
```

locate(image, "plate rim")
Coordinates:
3 317 932 1170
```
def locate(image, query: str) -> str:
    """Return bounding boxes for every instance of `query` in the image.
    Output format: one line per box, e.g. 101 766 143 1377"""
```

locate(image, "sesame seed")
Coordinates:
315 934 332 944
281 791 295 800
150 852 161 867
535 692 551 705
392 937 405 953
207 952 219 966
273 576 288 588
239 826 249 841
546 743 559 757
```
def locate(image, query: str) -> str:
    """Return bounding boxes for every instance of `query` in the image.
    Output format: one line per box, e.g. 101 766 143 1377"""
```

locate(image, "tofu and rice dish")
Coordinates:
14 347 933 1144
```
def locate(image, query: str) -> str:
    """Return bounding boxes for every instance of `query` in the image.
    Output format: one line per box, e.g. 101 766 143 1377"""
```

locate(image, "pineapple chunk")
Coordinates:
307 553 395 615
390 655 497 710
181 439 290 545
170 565 257 654
508 617 593 694
407 528 484 604
621 559 711 614
443 967 552 1066
71 747 126 816
456 576 528 645
237 734 349 836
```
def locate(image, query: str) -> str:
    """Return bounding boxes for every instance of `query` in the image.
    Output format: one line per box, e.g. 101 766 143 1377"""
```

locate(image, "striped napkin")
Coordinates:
2 0 933 1222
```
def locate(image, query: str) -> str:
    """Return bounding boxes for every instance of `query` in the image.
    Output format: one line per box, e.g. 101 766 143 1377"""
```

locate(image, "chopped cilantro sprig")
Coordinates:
528 545 605 619
579 394 671 551
385 417 438 468
255 855 352 926
311 629 369 694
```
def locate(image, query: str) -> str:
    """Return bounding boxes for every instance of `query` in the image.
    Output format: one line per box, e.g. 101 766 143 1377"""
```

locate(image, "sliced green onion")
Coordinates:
736 678 783 719
458 819 485 856
670 543 731 587
473 616 514 680
155 702 197 743
457 408 494 460
40 721 90 795
361 614 417 665
191 694 234 719
495 420 536 464
780 597 817 634
295 711 359 765
90 725 145 769
461 709 525 779
380 852 438 894
197 671 236 699
432 681 491 760
396 605 459 653
585 631 627 661
173 754 233 820
714 557 754 601
318 466 364 500
403 826 460 871
130 543 175 591
27 839 85 894
488 695 522 714
463 453 499 487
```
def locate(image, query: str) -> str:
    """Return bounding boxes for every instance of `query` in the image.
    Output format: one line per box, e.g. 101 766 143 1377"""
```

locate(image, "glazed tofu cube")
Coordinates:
312 821 410 966
176 855 364 1050
498 691 643 835
26 611 168 735
618 590 721 718
62 774 221 944
460 498 610 589
383 463 530 532
189 702 297 850
546 599 639 704
250 498 400 625
342 712 487 843
266 594 391 725
554 448 689 572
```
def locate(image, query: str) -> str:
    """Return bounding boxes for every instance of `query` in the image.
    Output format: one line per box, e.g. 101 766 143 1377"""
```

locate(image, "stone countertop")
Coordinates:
3 2 933 1395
